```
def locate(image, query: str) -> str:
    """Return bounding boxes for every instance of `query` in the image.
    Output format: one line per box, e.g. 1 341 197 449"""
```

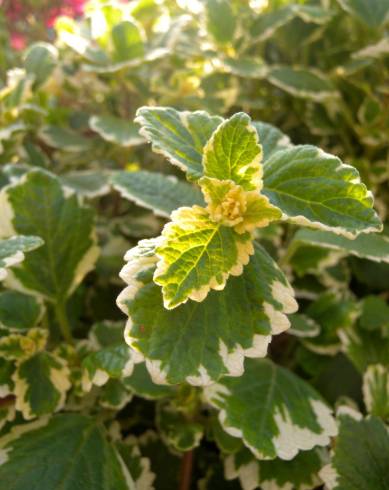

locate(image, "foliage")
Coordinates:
0 0 388 488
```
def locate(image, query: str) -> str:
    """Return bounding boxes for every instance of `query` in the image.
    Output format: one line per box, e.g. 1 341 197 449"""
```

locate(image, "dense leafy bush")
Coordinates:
0 0 389 488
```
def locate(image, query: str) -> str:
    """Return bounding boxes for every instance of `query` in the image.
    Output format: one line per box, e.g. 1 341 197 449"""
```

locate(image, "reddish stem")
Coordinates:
179 450 194 490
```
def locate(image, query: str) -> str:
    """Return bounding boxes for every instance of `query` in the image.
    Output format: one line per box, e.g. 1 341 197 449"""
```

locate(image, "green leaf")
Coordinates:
288 228 389 263
111 170 204 218
252 121 292 162
82 322 134 391
250 6 295 42
0 235 43 281
267 67 338 101
111 20 144 61
154 205 254 309
337 0 389 27
211 417 243 454
123 363 174 400
61 171 111 198
0 291 43 332
23 42 58 86
157 402 203 452
134 106 223 181
117 436 155 489
225 446 326 490
202 113 262 191
89 115 145 147
359 296 389 331
99 379 133 410
117 242 297 385
289 313 321 338
204 358 337 460
340 314 389 372
222 57 268 79
0 328 48 362
205 0 236 44
0 358 15 398
363 365 389 419
262 145 382 238
0 169 99 301
320 408 389 489
13 351 71 419
0 414 135 489
38 126 93 152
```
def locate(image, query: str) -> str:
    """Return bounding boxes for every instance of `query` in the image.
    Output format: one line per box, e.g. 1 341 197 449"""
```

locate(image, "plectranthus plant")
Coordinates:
116 106 382 388
109 105 384 480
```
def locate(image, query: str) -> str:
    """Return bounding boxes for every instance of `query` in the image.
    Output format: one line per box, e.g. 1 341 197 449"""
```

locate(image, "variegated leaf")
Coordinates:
0 169 99 300
202 113 262 191
0 291 44 332
111 170 204 218
117 242 297 386
117 435 155 490
363 365 389 419
0 414 135 489
135 107 223 181
157 402 204 452
154 205 254 309
204 358 337 460
13 351 71 419
82 322 135 391
89 115 145 147
0 235 43 281
320 408 389 489
225 446 326 490
262 146 382 238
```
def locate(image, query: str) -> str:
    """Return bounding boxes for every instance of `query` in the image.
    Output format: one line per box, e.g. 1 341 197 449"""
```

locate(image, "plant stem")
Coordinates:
178 450 194 490
55 300 74 345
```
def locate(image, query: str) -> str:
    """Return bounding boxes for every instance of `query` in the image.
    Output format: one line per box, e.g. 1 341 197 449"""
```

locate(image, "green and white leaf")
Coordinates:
117 242 297 385
82 322 135 391
0 235 43 281
288 228 389 263
134 106 222 181
294 5 335 24
267 67 338 101
363 365 389 419
0 401 15 431
154 205 254 309
117 435 155 490
123 363 174 400
320 408 389 489
38 126 93 152
23 42 58 86
13 351 71 419
288 314 321 338
157 402 203 452
0 169 99 301
61 171 111 198
111 170 204 218
89 115 145 147
225 446 326 490
0 414 135 489
202 113 262 191
0 358 14 398
204 358 337 460
252 121 292 162
0 291 44 332
0 328 48 362
262 145 382 238
99 379 133 410
221 57 268 79
249 6 295 43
